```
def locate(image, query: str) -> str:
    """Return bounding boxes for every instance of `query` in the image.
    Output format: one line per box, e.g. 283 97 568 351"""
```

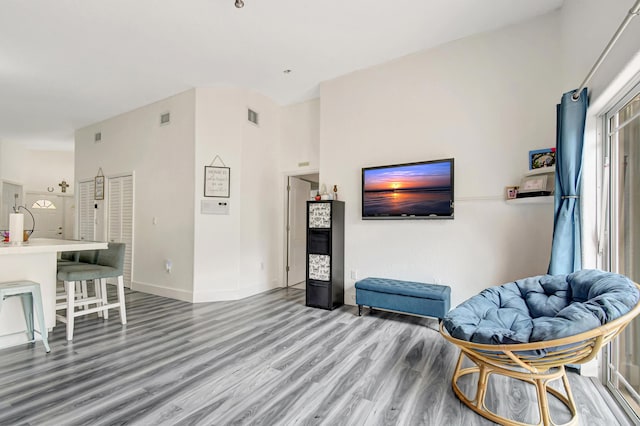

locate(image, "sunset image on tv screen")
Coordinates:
362 161 453 217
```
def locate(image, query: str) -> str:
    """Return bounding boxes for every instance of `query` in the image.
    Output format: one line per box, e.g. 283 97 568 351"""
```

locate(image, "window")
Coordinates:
604 83 640 420
31 199 56 209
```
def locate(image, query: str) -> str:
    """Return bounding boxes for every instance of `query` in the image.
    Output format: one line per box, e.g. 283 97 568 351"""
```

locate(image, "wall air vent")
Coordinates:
160 112 171 126
94 132 102 143
248 108 259 125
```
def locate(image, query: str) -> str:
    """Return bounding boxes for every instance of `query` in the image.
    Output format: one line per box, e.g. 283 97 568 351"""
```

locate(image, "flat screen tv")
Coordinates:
362 158 454 219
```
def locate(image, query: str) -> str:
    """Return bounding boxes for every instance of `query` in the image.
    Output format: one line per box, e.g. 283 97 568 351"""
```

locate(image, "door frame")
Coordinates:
105 172 136 289
282 169 319 288
75 172 135 288
600 80 640 424
76 178 97 241
24 191 74 239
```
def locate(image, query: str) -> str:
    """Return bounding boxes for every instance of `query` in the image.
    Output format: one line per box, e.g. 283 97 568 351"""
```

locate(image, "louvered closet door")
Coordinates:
78 180 95 241
107 175 134 288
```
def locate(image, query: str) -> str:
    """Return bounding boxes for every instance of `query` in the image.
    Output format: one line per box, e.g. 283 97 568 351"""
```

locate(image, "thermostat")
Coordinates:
201 199 230 215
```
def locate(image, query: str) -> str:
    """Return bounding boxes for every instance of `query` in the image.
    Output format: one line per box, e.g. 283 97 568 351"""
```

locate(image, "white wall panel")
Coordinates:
319 12 561 308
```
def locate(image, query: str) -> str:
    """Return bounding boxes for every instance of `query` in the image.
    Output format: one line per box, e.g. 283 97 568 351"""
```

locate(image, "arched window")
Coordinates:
31 199 56 209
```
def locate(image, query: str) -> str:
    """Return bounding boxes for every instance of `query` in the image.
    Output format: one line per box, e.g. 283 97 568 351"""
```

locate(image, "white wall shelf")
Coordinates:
506 196 554 204
505 167 555 204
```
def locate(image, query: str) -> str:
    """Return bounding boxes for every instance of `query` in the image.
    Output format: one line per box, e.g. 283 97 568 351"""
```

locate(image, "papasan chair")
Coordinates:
440 269 640 426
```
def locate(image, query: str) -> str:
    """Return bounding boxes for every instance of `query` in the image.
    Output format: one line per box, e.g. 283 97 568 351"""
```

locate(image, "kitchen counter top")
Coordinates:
0 238 107 255
0 238 108 349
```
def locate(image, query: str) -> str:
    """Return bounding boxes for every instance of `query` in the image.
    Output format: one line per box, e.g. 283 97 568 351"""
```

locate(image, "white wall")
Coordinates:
240 92 282 294
560 1 640 97
75 87 283 303
319 12 561 308
21 150 74 194
1 142 74 234
280 98 321 174
75 90 196 301
0 141 28 184
193 89 243 301
1 143 74 193
193 88 282 301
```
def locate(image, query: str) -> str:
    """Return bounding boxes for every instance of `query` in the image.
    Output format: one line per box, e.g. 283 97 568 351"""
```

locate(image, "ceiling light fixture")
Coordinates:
235 0 244 8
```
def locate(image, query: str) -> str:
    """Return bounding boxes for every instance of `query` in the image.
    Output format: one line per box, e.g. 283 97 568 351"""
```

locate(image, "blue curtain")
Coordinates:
548 88 588 275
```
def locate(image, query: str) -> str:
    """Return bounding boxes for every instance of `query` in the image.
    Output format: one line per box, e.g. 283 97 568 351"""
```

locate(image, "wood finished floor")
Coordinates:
0 287 633 426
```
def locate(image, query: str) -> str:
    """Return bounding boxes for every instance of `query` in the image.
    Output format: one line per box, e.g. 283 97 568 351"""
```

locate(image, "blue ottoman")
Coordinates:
355 277 451 319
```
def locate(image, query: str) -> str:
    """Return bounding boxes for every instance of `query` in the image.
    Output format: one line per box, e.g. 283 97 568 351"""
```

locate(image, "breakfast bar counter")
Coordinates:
0 238 108 349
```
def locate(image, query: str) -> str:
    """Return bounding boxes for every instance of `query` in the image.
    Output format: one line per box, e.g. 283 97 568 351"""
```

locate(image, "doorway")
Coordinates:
286 173 319 288
24 193 68 239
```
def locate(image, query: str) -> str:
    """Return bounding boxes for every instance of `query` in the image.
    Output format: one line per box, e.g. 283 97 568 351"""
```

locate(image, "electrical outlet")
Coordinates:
165 260 172 273
350 270 358 280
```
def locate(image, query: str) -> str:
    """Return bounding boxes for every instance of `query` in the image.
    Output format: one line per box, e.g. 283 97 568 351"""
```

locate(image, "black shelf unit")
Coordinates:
306 200 345 310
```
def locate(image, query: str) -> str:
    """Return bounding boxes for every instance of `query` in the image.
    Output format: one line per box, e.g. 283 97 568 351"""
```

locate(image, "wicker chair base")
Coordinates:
441 282 640 425
451 351 577 426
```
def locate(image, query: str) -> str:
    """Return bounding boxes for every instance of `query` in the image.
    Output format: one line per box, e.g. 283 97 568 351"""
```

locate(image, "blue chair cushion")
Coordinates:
443 269 639 345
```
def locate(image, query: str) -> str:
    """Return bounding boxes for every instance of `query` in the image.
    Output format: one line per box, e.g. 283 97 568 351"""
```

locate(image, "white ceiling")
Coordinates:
0 0 563 151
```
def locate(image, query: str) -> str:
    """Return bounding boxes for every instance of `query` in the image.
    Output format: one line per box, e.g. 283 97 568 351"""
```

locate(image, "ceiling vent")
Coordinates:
94 132 102 143
248 108 259 125
160 112 171 126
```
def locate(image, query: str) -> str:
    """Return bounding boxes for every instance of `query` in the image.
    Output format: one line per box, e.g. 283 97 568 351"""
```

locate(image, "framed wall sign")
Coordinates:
95 174 105 200
204 166 230 198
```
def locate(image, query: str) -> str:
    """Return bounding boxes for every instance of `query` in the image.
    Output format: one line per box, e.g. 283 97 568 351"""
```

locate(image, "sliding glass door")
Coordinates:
605 85 640 420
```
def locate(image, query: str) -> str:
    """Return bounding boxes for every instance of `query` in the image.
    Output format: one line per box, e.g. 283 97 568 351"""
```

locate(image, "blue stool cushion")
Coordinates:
443 269 639 345
57 264 120 281
355 277 450 300
57 243 125 282
355 277 451 319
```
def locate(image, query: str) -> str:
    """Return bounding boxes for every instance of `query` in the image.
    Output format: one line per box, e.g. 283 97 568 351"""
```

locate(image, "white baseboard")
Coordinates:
131 281 193 303
0 332 43 351
130 280 280 304
193 281 276 303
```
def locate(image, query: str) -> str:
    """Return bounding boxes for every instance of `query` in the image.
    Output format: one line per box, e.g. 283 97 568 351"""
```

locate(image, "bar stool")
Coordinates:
56 250 98 310
57 250 79 266
56 243 127 341
0 281 51 353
